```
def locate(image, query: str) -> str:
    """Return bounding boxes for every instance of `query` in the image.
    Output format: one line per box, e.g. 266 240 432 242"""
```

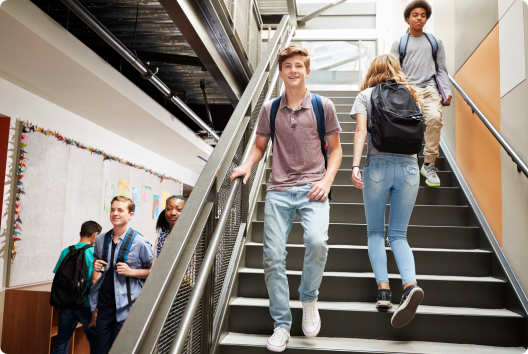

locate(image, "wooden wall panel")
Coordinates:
455 25 502 244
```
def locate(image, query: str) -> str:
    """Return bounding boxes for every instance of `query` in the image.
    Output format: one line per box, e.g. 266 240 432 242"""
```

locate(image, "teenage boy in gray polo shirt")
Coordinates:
390 0 452 187
231 45 342 352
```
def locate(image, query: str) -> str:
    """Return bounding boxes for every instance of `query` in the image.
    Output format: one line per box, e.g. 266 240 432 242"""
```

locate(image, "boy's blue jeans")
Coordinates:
362 154 420 286
51 307 96 354
263 184 329 330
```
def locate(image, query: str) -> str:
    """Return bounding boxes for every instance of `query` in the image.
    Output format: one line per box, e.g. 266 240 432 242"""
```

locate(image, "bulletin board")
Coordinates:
9 128 183 287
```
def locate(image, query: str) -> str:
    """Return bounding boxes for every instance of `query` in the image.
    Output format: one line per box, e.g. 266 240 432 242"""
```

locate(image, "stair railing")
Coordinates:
449 75 528 177
109 15 294 354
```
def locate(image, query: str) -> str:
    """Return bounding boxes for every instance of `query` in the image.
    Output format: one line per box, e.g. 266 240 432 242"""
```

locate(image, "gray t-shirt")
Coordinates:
390 35 451 97
350 87 417 158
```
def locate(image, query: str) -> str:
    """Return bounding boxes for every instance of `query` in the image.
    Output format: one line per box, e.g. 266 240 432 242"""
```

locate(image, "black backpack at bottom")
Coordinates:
369 81 425 154
50 244 93 309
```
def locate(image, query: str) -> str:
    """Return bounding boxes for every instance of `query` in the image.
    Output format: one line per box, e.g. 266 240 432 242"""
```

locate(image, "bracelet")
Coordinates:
352 166 360 170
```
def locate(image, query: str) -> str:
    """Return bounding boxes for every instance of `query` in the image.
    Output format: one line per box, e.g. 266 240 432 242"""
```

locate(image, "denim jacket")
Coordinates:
90 228 153 321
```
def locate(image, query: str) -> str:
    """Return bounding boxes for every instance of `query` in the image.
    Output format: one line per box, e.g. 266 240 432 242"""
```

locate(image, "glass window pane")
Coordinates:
290 40 377 91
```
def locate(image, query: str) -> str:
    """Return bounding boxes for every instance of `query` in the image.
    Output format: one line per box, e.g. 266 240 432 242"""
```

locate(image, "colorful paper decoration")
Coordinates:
161 191 170 209
131 187 140 216
104 181 116 212
118 179 130 198
142 185 151 204
22 121 182 184
12 133 26 261
152 195 160 219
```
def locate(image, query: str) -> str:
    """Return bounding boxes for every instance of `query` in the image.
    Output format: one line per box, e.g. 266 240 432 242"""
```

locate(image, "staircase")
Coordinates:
218 90 528 353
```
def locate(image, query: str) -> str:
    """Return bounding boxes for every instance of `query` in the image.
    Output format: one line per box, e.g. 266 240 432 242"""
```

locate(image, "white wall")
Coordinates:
0 77 200 186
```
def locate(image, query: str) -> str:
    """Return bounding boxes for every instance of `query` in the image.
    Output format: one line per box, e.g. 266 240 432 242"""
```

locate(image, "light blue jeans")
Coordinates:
362 154 420 286
263 184 329 330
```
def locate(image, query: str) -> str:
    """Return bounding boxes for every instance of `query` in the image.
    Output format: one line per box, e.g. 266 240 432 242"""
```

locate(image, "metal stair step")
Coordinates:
250 221 480 249
340 122 356 132
332 169 454 187
256 202 470 226
228 298 523 347
220 332 526 354
237 269 506 309
323 97 357 104
311 90 359 97
341 142 426 155
338 113 353 122
265 169 454 187
244 243 491 277
335 104 354 113
269 154 446 169
260 185 461 205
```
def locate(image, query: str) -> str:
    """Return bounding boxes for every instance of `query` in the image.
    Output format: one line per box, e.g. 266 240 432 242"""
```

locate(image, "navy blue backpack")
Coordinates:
269 93 331 199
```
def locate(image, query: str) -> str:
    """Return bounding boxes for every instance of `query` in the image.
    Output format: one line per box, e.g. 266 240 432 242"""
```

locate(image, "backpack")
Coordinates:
369 80 425 154
50 244 93 309
269 93 331 199
102 228 139 307
399 33 449 105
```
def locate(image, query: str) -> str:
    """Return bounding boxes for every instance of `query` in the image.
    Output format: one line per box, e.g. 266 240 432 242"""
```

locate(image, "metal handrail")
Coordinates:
449 75 528 177
60 0 220 141
109 15 293 354
169 22 296 354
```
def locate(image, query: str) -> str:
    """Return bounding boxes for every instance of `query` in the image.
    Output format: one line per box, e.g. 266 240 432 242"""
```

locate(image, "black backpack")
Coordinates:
369 80 425 154
50 245 93 309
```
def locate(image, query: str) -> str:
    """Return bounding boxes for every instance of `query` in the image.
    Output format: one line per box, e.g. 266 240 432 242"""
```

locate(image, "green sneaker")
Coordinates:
421 163 440 187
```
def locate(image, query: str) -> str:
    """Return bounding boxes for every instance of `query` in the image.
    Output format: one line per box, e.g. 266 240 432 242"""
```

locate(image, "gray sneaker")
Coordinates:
421 163 440 187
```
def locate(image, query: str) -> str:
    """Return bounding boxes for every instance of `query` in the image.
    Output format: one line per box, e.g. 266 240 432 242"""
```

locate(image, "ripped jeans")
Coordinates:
263 184 329 330
362 154 420 286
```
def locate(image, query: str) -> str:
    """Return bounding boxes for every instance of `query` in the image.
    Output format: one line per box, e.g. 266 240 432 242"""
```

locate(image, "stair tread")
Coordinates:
245 242 491 253
221 332 526 353
252 221 477 228
239 268 506 283
261 183 458 190
231 297 520 317
257 201 468 207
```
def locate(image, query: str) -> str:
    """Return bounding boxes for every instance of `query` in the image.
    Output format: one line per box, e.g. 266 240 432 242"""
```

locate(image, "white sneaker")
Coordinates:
266 327 290 352
421 163 441 187
302 300 321 337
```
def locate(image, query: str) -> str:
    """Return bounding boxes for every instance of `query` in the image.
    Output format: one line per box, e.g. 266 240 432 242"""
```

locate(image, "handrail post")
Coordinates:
169 179 242 354
200 209 216 354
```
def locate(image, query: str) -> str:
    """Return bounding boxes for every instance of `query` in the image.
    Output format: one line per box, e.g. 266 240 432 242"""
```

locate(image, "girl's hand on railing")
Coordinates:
352 167 364 189
231 163 252 184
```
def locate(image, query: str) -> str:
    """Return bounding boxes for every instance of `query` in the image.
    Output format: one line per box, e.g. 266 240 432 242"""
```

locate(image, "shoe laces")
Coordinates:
378 290 391 301
303 300 317 325
425 164 439 177
400 286 416 305
271 327 289 342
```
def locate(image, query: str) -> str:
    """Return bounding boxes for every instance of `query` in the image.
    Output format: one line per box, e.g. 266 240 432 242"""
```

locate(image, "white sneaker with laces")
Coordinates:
266 327 290 352
302 300 321 337
421 163 441 187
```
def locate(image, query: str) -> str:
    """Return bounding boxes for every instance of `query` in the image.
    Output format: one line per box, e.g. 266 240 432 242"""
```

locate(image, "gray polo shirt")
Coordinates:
256 89 341 191
390 34 452 97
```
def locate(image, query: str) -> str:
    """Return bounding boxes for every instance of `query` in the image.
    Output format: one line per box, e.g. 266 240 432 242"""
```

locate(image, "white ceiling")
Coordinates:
0 0 213 176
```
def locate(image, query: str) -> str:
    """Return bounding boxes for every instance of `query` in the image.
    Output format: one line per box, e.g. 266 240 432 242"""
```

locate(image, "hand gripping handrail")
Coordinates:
168 23 296 354
449 74 528 177
60 0 220 141
108 15 292 354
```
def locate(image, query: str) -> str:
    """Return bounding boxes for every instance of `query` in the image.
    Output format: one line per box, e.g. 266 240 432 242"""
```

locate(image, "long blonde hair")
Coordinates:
361 53 424 108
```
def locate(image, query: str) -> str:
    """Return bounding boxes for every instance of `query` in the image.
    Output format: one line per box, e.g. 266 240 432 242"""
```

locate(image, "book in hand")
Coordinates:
434 73 449 105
